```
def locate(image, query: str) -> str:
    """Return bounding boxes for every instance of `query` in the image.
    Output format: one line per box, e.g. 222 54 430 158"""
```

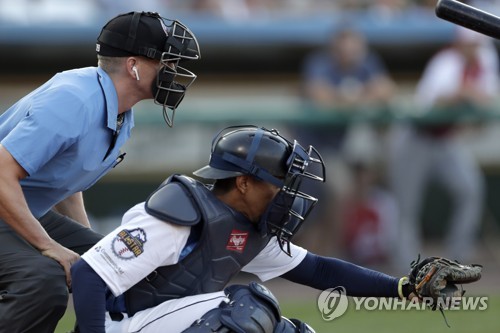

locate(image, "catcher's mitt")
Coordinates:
403 255 482 326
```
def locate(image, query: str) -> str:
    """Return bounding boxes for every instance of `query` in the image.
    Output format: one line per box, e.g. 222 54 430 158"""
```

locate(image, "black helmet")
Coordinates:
96 11 200 61
96 11 201 127
194 125 326 255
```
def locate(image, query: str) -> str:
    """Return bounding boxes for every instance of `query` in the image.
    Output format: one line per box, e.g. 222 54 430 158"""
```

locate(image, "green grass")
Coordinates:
56 310 75 333
56 296 500 333
281 296 500 333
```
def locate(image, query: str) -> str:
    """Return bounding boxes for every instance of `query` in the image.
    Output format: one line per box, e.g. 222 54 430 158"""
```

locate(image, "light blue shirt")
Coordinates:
0 67 134 218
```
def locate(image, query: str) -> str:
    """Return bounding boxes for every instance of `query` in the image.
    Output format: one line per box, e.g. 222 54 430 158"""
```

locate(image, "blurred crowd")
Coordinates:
294 20 500 275
2 0 500 24
1 0 499 275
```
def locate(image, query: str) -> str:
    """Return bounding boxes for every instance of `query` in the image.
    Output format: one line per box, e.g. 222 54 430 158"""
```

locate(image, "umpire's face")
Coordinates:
234 175 280 223
129 57 175 99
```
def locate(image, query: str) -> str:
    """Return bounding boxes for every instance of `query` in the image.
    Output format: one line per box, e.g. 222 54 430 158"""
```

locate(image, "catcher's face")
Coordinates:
239 176 281 223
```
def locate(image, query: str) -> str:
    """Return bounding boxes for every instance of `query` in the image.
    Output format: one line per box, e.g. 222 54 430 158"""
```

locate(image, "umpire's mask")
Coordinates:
96 11 200 127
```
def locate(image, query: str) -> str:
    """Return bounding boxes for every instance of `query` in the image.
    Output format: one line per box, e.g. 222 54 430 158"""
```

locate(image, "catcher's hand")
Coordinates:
401 255 482 326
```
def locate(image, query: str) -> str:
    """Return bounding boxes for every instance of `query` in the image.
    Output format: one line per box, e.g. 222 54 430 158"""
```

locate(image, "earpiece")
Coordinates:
132 66 140 81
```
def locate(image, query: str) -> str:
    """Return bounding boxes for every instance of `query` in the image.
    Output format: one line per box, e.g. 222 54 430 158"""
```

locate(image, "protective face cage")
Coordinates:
97 12 200 127
202 125 325 256
261 139 326 256
153 18 200 127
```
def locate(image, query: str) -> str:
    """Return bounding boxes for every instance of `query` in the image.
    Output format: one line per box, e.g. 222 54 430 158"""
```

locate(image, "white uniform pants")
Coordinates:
387 125 483 270
105 291 228 333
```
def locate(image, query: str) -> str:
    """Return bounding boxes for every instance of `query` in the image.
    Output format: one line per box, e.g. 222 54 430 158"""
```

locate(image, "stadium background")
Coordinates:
0 1 498 331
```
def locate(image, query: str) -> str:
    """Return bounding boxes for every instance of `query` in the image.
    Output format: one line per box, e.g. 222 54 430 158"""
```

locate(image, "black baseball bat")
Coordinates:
435 0 500 40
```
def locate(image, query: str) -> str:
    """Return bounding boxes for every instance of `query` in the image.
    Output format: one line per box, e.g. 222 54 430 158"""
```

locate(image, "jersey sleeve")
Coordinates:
82 202 191 296
241 238 308 281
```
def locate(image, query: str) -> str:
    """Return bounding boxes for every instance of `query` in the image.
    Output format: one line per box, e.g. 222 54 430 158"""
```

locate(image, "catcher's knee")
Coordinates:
182 282 281 333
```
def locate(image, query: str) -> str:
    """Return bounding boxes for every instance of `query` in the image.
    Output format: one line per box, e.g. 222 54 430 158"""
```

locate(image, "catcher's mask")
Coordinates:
96 11 200 127
194 125 326 256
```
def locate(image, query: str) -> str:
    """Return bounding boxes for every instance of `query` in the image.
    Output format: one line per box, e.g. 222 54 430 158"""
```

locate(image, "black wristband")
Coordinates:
402 282 416 298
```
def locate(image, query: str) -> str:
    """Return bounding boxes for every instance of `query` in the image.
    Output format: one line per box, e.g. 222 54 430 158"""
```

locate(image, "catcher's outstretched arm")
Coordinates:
281 252 400 297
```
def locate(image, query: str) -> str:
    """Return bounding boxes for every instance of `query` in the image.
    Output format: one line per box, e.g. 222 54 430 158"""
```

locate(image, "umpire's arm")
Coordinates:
0 144 79 286
53 192 92 228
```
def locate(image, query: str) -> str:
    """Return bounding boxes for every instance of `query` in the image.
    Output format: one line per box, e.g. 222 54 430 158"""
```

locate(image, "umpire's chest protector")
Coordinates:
124 174 272 316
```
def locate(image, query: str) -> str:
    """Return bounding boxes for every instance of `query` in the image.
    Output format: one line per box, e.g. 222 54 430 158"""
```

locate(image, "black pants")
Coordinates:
0 211 103 333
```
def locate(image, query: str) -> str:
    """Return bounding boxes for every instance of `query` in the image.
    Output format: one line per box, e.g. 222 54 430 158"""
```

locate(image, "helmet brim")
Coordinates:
193 165 243 180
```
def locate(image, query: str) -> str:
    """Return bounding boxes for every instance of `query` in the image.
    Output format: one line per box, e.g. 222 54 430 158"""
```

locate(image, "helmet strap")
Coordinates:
126 12 141 51
245 128 264 163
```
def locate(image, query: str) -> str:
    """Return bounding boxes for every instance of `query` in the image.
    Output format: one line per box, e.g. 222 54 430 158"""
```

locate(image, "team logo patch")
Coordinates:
226 229 248 253
112 228 147 260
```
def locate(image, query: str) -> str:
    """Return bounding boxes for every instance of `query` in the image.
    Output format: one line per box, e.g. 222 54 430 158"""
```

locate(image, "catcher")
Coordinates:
70 126 482 333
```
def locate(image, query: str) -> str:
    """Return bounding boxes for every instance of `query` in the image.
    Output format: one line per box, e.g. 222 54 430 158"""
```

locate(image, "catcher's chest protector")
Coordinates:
124 175 272 316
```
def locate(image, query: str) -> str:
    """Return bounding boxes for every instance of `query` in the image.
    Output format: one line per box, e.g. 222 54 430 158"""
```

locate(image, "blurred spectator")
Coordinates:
0 0 96 24
387 26 499 270
0 0 170 25
411 0 500 13
299 25 395 162
302 26 395 111
94 0 167 15
338 140 399 267
412 0 439 10
293 26 395 255
368 0 410 20
182 0 271 20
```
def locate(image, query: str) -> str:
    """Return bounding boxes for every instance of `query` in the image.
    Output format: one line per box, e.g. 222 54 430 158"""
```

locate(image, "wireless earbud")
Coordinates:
132 66 140 81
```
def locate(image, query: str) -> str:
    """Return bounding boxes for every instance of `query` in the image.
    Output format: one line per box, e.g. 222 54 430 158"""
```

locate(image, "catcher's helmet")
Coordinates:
96 11 200 127
194 126 291 187
194 126 326 255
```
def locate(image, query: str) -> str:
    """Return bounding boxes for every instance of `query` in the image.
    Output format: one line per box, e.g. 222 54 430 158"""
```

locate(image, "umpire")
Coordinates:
0 11 200 332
